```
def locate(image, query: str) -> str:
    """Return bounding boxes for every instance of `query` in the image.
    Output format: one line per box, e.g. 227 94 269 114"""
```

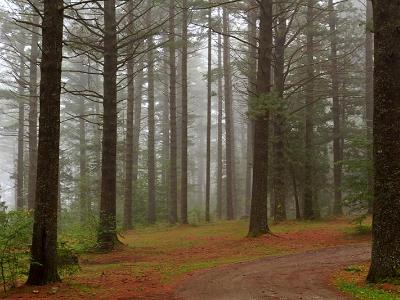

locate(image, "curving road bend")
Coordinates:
176 243 371 300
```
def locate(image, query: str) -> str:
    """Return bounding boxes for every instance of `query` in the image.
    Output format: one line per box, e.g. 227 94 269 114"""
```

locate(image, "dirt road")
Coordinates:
176 243 370 300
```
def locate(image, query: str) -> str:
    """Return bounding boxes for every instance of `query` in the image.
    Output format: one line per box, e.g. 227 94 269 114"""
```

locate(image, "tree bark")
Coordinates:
245 2 257 217
248 0 272 237
132 62 143 223
146 4 156 224
94 65 102 210
27 11 40 210
168 0 178 224
27 0 63 285
367 0 400 283
223 7 235 220
161 68 170 205
161 33 170 202
16 45 25 210
303 0 315 220
365 0 374 214
206 3 212 222
123 0 135 230
79 93 87 223
329 0 342 216
181 0 189 224
217 22 223 219
98 0 118 251
290 162 301 220
272 1 287 222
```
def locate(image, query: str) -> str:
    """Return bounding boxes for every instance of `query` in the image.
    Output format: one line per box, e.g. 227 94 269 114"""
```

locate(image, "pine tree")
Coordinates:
27 0 64 285
367 0 400 283
248 0 272 237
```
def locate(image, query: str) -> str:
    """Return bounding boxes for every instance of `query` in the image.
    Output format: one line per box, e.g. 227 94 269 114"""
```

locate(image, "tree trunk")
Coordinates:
94 64 102 211
365 0 374 214
79 95 87 223
290 162 301 220
123 0 135 230
329 0 342 216
98 0 118 251
272 2 287 222
168 0 178 224
27 12 40 210
161 34 170 202
123 3 135 230
146 4 156 224
248 0 272 237
223 7 235 220
161 69 170 205
246 2 257 217
367 0 400 283
16 45 25 210
303 0 315 220
27 0 63 285
217 22 223 219
132 62 143 223
206 3 212 222
181 0 189 224
197 121 205 206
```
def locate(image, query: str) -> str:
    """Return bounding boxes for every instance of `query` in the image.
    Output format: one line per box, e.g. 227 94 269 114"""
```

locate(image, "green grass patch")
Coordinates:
67 282 98 295
343 224 372 237
123 219 350 251
338 281 400 300
80 262 124 278
160 257 249 282
345 265 364 273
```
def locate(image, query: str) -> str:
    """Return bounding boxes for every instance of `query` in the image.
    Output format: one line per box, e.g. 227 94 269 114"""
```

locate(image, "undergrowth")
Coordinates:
338 281 400 300
336 264 400 300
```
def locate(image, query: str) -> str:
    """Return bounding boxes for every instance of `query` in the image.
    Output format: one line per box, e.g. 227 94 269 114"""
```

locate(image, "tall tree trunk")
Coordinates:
27 12 40 210
132 62 144 223
181 0 189 224
197 121 205 205
245 2 257 217
223 7 235 220
216 23 223 219
16 45 25 210
161 72 170 204
94 100 102 210
205 3 212 222
147 4 156 224
365 0 374 214
123 0 135 230
123 2 135 230
93 63 102 211
329 0 342 216
367 0 400 283
168 0 178 224
98 0 118 251
161 34 170 201
248 0 272 237
27 0 63 285
303 0 315 220
79 96 87 223
272 2 287 222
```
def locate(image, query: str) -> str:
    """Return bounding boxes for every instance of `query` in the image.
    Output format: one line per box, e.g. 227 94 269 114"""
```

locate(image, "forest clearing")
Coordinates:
3 219 378 299
1 0 400 299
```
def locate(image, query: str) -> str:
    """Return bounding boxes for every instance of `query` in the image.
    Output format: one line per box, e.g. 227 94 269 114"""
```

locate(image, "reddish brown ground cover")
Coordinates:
3 219 370 299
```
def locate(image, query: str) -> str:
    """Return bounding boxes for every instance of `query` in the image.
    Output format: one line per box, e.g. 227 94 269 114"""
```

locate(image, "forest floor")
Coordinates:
2 218 384 299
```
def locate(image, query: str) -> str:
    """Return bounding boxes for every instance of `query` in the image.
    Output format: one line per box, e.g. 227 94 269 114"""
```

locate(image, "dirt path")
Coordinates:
176 243 370 300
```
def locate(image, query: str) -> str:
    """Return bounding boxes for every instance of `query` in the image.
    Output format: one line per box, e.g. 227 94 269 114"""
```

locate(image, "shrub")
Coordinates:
0 211 32 293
